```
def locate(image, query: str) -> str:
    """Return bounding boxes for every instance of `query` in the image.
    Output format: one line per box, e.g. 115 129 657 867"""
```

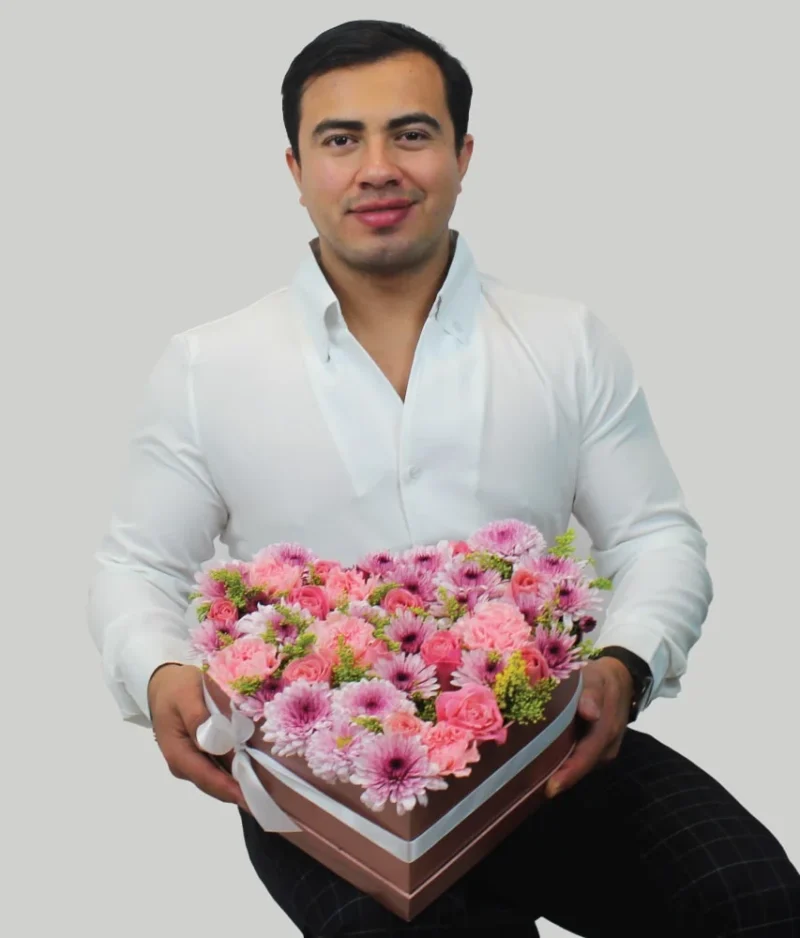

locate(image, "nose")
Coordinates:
354 138 402 189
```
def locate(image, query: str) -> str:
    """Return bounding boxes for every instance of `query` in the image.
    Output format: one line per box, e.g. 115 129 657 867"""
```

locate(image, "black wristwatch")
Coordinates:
595 645 654 723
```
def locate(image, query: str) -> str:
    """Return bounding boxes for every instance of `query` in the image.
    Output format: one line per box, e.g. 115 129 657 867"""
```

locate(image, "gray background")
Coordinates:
3 2 798 936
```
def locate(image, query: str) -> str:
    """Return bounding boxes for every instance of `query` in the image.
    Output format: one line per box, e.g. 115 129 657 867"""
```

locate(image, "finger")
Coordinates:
577 679 604 722
546 718 611 798
166 735 245 806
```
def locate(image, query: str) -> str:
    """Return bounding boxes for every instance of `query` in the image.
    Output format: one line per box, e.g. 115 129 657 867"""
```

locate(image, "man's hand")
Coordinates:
147 663 246 809
545 657 634 798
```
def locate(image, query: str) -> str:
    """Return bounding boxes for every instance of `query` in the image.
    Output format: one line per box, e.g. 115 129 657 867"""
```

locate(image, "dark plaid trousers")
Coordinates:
239 728 800 937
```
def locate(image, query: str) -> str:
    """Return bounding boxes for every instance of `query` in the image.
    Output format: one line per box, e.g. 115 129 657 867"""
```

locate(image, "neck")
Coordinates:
313 232 456 338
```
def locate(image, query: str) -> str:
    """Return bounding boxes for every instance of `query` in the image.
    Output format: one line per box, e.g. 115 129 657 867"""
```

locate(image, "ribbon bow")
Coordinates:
195 682 300 833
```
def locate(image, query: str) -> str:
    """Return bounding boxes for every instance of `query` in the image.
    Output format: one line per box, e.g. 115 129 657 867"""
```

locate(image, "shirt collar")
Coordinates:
289 230 483 362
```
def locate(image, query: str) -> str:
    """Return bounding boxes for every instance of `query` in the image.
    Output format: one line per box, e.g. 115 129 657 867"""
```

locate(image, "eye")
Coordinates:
323 135 354 148
399 131 429 143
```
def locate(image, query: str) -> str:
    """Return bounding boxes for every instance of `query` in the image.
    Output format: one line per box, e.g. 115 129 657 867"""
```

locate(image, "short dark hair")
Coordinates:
281 20 473 163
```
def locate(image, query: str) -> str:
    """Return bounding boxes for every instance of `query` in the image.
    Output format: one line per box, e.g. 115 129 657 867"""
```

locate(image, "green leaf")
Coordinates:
549 529 577 558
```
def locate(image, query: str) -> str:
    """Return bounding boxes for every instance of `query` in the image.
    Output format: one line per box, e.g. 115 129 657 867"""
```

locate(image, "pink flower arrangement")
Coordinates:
190 520 609 814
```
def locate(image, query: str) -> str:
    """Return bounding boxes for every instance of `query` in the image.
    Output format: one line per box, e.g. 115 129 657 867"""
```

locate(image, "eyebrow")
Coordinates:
310 112 443 139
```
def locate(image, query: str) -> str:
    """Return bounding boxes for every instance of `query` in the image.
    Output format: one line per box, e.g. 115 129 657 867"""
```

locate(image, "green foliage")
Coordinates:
588 577 613 591
209 568 250 608
229 675 264 696
493 651 556 725
331 636 369 686
371 617 401 652
196 602 211 622
280 631 317 663
412 693 437 723
465 551 514 580
352 716 383 734
367 582 400 606
437 587 468 621
549 529 577 558
216 630 235 648
306 564 324 586
274 604 312 632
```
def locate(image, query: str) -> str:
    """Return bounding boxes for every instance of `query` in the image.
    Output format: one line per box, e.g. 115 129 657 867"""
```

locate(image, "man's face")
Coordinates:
287 51 473 274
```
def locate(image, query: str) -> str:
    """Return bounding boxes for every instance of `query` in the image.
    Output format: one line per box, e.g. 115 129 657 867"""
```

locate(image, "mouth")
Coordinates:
349 199 416 229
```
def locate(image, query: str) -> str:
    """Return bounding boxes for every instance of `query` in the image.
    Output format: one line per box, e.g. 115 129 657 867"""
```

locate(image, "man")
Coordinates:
88 19 800 938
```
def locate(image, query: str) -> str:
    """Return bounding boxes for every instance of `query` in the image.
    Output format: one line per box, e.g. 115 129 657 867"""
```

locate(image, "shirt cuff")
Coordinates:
102 611 197 726
593 624 671 709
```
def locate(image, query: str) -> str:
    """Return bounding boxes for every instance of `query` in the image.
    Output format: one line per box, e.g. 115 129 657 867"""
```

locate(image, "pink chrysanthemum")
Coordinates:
192 571 228 601
305 712 368 783
262 680 333 757
467 519 546 560
372 652 439 699
236 674 285 719
263 542 317 567
237 602 313 645
451 649 511 688
357 550 400 578
350 732 448 814
391 564 438 603
539 578 601 619
531 625 582 679
400 543 450 574
436 559 505 611
333 678 415 722
385 610 437 655
524 554 586 580
190 618 242 658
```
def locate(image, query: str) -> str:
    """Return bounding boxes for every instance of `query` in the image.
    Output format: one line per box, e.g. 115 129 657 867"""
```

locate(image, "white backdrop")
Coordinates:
3 2 798 936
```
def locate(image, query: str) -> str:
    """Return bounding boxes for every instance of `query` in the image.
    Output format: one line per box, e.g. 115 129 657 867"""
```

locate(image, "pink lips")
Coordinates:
350 201 415 229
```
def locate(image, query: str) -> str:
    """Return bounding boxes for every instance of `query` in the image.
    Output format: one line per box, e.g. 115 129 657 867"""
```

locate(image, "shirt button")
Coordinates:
406 465 421 481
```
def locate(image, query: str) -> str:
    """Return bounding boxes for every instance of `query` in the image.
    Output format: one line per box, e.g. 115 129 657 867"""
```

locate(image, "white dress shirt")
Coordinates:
88 231 713 728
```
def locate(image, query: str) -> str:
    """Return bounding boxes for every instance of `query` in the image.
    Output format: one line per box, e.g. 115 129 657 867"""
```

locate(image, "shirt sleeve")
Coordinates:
571 306 714 706
87 333 227 728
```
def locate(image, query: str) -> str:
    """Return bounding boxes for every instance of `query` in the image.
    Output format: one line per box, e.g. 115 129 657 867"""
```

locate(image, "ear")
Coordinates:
457 135 474 192
285 147 305 205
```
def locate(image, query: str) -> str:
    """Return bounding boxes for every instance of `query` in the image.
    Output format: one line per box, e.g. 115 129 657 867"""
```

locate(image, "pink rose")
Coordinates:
510 568 543 601
381 587 418 614
422 721 481 777
453 602 531 653
519 643 551 683
450 540 471 556
384 712 424 737
324 567 370 604
207 637 282 696
435 684 507 744
282 652 332 685
312 560 341 583
208 598 238 625
289 585 331 620
420 630 463 670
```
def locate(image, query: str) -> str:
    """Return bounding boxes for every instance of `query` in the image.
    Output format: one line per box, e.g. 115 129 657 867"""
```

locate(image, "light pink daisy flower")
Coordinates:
350 733 448 814
437 559 505 611
192 570 228 601
262 680 333 757
524 554 586 580
451 649 511 688
333 678 415 722
385 610 437 655
531 624 582 679
372 652 439 699
391 564 438 603
467 519 547 561
305 712 368 783
357 550 400 578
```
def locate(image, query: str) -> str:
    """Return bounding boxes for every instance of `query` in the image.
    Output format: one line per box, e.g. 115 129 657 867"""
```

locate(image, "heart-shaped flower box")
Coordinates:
200 669 580 921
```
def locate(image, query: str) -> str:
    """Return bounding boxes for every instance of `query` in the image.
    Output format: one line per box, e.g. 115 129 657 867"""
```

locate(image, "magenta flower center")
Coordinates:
387 756 408 777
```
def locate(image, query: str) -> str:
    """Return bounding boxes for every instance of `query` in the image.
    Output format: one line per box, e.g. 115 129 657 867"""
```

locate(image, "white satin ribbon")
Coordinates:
196 674 582 861
195 682 300 833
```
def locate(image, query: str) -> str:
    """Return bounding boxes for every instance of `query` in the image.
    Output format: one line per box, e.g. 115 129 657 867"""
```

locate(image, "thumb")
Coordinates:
578 687 602 721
